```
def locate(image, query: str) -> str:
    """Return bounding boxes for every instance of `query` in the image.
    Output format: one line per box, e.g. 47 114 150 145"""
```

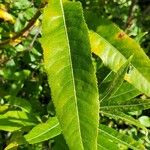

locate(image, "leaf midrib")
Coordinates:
60 0 83 148
26 122 60 143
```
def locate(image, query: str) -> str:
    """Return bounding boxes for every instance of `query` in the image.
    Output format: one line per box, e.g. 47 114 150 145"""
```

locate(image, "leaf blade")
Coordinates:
101 56 132 103
0 111 38 132
101 111 147 133
101 98 150 112
41 1 99 150
99 124 145 150
24 117 61 144
89 29 150 96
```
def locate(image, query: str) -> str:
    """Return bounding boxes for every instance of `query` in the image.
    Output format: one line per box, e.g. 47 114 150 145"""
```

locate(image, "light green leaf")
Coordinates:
101 56 132 103
101 111 147 133
89 27 150 96
0 111 38 132
5 95 32 113
40 1 99 150
24 117 61 144
0 105 9 113
99 124 145 150
139 116 150 127
98 134 119 150
106 82 141 103
0 69 30 81
101 98 150 112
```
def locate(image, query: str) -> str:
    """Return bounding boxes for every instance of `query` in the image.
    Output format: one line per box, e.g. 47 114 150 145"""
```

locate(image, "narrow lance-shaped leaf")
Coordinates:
101 111 148 133
106 82 141 104
41 1 99 150
24 117 61 144
0 111 38 132
101 56 132 103
101 98 150 112
98 134 119 150
5 95 32 113
99 124 145 150
89 20 150 96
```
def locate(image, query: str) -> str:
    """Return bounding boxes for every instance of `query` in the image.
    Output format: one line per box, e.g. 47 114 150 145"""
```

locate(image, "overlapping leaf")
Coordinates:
98 134 119 150
101 56 132 103
0 111 38 132
41 1 99 150
5 96 32 113
24 117 61 144
106 82 141 104
86 12 150 96
99 124 145 150
101 98 150 112
101 111 147 133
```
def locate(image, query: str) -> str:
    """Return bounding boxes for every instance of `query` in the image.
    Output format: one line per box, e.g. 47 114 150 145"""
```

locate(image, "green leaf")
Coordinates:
5 96 32 113
139 116 150 127
53 135 69 150
106 82 141 103
24 117 61 144
5 132 27 150
89 26 150 96
101 111 147 133
98 134 119 150
41 1 99 150
0 111 38 132
101 56 132 103
101 98 150 112
0 105 9 114
99 124 145 150
0 69 30 81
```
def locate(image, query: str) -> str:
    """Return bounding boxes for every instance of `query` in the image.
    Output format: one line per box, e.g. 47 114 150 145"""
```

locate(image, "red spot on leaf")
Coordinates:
117 32 125 39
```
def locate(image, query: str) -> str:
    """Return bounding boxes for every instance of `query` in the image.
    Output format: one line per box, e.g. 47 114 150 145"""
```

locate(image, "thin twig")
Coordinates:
25 27 41 51
0 0 48 47
0 10 41 47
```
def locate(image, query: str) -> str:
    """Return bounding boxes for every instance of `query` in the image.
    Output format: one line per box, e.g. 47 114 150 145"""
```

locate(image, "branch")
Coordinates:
124 0 137 30
0 10 41 47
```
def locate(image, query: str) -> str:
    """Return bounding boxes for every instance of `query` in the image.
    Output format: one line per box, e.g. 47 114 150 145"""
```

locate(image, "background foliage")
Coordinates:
0 0 150 149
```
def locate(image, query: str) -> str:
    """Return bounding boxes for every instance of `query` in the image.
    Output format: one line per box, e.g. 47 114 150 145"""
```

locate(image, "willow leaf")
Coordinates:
101 111 147 133
98 134 119 150
101 98 150 112
0 111 38 132
99 124 145 150
107 82 141 103
89 29 150 97
41 1 99 150
101 56 132 103
53 135 69 150
5 96 32 113
24 117 61 144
